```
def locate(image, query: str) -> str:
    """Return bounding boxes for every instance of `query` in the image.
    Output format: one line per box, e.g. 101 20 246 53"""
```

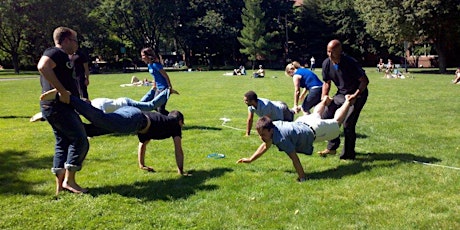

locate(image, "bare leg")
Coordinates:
333 95 356 126
55 172 65 196
62 170 88 194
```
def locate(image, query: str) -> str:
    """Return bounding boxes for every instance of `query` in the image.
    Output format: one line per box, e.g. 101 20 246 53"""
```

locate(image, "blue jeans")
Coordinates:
301 86 322 113
125 88 169 111
69 96 146 134
140 87 169 115
41 102 89 174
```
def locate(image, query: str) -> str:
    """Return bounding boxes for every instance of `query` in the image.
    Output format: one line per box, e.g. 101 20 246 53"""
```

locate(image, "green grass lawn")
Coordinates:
0 68 459 229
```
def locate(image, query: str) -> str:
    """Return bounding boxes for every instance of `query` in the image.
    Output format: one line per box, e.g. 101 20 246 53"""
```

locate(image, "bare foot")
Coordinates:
140 166 155 172
40 89 58 101
62 180 89 194
55 173 65 196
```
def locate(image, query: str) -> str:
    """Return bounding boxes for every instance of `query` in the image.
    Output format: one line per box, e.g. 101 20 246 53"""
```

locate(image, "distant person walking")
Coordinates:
310 56 315 71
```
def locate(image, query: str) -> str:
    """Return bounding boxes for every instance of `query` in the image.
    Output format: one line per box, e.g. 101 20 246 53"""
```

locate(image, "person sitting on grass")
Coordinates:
237 94 355 182
41 89 190 176
452 67 460 84
243 90 294 136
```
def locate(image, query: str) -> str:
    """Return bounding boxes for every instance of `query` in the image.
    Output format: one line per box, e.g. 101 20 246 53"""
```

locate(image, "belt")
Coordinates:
138 114 151 134
301 122 316 139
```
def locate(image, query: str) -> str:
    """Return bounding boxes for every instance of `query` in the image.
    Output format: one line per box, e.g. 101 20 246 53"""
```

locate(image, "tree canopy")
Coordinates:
1 0 459 72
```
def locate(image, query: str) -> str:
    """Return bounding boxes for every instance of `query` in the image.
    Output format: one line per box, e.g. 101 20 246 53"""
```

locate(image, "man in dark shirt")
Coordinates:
320 39 369 160
37 27 89 195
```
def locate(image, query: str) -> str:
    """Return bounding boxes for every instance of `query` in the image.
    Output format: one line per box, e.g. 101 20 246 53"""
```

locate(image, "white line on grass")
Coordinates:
412 160 460 170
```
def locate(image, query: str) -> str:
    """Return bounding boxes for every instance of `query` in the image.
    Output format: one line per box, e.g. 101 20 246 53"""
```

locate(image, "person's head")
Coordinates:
256 116 275 143
141 47 159 64
243 90 258 106
168 110 184 127
285 63 297 77
327 39 342 63
259 65 263 69
53 27 78 54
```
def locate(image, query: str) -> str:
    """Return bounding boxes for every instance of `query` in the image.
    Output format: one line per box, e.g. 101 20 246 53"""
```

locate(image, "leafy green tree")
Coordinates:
355 0 460 72
238 0 278 69
0 1 31 73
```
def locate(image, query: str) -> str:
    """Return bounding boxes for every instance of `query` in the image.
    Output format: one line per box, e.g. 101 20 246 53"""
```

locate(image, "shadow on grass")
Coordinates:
307 152 441 180
88 167 233 201
0 115 32 119
0 149 50 195
183 125 222 131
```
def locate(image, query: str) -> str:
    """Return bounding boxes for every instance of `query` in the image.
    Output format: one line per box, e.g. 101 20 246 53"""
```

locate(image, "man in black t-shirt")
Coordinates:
320 39 369 160
37 27 89 195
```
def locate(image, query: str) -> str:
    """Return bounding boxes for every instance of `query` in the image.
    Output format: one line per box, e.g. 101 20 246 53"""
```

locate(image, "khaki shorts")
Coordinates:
295 114 340 142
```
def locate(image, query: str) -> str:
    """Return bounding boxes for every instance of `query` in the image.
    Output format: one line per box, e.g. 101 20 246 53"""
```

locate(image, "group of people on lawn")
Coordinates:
37 26 369 195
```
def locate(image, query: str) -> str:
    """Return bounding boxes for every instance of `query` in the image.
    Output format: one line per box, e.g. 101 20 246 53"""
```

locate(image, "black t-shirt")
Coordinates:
322 54 366 95
40 47 79 106
137 112 182 143
72 50 88 79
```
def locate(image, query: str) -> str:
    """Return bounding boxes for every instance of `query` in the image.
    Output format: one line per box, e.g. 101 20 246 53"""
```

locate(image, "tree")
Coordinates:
238 0 278 69
0 1 31 73
355 0 460 73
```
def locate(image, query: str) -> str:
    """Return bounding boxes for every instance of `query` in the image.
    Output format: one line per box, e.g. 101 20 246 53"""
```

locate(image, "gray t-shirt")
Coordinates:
272 121 315 155
248 98 284 120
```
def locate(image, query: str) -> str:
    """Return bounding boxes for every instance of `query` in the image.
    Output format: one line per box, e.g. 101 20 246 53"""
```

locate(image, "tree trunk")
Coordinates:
434 40 447 74
12 52 20 74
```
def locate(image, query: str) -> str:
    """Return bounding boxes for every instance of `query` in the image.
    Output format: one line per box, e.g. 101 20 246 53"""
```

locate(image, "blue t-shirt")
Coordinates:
294 68 323 90
148 62 168 89
272 121 315 155
248 98 284 120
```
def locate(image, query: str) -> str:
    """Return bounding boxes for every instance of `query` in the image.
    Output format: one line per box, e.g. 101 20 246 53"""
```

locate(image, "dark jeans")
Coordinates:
302 86 322 113
41 102 89 173
140 87 169 115
322 89 368 159
69 96 146 135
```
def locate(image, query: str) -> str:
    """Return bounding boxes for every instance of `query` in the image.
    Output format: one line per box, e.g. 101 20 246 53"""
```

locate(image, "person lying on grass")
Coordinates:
237 95 355 182
41 89 191 176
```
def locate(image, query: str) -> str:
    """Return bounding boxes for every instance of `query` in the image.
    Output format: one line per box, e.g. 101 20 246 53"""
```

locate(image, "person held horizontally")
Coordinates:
285 62 323 115
41 90 190 176
243 90 294 136
237 95 356 182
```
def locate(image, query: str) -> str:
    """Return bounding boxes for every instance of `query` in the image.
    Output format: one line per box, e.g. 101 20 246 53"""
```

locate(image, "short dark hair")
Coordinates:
244 90 258 101
256 116 274 131
168 110 184 124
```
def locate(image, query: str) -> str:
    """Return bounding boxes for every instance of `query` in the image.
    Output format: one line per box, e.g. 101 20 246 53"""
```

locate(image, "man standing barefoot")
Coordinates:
37 27 89 195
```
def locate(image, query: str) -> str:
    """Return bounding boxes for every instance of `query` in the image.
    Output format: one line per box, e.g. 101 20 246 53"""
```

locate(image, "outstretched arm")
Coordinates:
138 140 155 172
245 111 254 136
286 152 306 182
237 141 272 163
173 136 190 175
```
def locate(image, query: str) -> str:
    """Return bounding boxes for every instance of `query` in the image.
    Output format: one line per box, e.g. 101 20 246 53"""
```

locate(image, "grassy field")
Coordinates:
0 67 459 229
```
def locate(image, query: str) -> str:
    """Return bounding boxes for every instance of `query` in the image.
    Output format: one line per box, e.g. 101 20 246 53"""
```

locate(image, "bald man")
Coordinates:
320 39 369 160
